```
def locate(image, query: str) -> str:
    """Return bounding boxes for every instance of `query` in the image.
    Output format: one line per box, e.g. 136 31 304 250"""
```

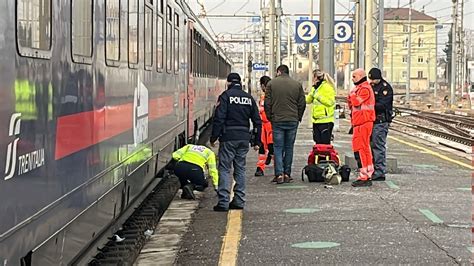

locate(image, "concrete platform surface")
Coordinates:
141 112 472 265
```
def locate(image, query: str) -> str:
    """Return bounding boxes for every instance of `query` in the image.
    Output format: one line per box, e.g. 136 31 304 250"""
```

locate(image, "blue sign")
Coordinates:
251 16 261 23
299 16 309 20
334 21 353 43
295 20 319 43
252 63 268 71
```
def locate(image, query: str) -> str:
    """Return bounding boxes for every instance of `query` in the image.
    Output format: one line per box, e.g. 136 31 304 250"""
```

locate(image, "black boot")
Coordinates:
254 167 264 176
181 184 196 199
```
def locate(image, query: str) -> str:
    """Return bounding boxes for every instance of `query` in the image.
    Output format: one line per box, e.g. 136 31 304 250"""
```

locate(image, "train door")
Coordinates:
187 21 195 140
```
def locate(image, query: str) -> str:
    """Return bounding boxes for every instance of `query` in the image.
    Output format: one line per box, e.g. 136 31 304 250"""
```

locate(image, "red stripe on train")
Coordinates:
55 96 176 160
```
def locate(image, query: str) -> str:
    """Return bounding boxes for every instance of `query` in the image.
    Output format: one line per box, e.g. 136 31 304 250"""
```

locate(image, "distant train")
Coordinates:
0 0 230 264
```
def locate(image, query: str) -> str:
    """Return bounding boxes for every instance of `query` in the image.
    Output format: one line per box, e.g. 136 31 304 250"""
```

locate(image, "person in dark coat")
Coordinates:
368 67 394 181
210 73 261 212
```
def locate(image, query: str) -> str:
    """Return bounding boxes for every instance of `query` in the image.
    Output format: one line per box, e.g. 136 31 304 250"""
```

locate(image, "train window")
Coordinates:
158 0 164 14
129 0 139 66
166 5 172 72
17 0 52 57
174 13 179 74
156 15 164 71
144 5 153 68
106 0 120 62
72 0 93 60
189 29 193 73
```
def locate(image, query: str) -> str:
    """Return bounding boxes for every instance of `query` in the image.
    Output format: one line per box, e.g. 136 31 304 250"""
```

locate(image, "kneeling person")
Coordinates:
172 144 218 200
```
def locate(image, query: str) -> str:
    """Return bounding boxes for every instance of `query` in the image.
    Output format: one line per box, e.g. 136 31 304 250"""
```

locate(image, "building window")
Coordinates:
401 71 407 78
418 25 424 32
72 0 93 58
403 25 409 33
418 38 423 47
298 62 302 69
17 0 52 54
129 0 139 65
403 38 408 48
383 40 387 48
144 5 153 68
402 55 408 63
418 56 423 63
106 0 120 62
417 71 423 78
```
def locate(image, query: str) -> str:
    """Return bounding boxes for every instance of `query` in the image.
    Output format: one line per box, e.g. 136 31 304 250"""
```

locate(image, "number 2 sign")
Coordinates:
295 20 319 43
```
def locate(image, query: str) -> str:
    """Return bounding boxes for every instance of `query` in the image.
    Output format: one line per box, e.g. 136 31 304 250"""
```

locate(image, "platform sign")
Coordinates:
253 63 268 71
334 21 353 43
251 16 261 23
295 20 319 43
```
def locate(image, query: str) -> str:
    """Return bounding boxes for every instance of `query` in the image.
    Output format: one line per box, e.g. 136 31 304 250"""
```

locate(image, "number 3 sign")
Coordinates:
334 21 353 43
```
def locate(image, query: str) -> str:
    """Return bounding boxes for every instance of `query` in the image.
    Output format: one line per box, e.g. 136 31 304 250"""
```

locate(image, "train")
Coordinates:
0 0 231 264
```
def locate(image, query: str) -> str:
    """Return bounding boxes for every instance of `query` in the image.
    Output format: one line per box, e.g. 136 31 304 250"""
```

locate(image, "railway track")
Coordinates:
391 120 473 146
77 124 213 265
335 98 473 147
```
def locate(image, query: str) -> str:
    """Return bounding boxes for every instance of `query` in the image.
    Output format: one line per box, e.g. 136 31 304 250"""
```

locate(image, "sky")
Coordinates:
189 0 474 59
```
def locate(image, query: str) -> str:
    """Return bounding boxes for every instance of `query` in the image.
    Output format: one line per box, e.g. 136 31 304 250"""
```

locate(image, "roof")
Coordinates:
384 8 437 21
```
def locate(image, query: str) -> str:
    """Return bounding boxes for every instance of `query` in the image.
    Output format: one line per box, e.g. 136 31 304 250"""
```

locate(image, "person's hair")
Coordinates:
313 69 335 88
259 76 271 87
276 64 289 74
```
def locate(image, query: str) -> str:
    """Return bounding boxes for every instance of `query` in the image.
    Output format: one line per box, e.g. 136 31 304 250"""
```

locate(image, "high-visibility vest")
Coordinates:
305 81 336 124
172 144 219 187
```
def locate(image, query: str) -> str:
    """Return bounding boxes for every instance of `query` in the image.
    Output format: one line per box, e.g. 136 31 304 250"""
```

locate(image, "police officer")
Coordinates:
210 73 261 212
368 68 394 181
172 144 219 200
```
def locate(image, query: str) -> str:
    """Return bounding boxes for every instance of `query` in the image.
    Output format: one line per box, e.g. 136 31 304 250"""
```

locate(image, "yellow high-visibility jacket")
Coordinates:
172 144 219 187
305 81 336 124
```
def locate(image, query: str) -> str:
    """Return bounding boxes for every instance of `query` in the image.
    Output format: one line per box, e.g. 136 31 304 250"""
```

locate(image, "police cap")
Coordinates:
368 68 382 80
227 73 241 83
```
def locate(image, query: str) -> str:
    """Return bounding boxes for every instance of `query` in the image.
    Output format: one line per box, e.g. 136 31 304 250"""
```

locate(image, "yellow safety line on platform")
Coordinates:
218 210 243 266
388 136 473 170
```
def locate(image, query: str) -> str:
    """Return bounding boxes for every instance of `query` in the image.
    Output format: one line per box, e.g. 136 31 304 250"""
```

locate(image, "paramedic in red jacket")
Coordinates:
255 76 274 177
348 68 376 187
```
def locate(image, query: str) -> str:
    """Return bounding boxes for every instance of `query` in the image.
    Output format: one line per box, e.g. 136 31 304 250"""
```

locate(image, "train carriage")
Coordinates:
0 0 230 264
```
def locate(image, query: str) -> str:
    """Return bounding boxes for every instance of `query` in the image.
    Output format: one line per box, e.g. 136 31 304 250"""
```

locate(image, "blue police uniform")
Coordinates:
211 73 261 211
368 68 394 180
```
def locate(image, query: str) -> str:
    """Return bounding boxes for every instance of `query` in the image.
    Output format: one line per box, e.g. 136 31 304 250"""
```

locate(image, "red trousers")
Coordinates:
256 122 273 170
352 122 374 180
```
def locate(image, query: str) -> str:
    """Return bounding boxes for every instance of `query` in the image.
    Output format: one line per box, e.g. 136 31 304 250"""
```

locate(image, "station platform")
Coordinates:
135 112 472 265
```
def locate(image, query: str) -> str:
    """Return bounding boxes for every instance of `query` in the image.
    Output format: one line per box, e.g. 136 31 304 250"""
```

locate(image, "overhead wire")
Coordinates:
234 0 250 15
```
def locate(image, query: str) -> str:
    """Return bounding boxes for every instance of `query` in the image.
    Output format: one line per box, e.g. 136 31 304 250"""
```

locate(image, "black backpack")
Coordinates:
302 163 351 183
302 163 327 182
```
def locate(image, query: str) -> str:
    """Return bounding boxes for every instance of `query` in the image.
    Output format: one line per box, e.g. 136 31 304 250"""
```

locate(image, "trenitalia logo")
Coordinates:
5 113 21 180
4 113 45 180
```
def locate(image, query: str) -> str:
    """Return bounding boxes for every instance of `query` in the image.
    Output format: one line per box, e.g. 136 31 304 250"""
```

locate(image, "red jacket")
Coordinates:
259 95 270 124
348 78 375 126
